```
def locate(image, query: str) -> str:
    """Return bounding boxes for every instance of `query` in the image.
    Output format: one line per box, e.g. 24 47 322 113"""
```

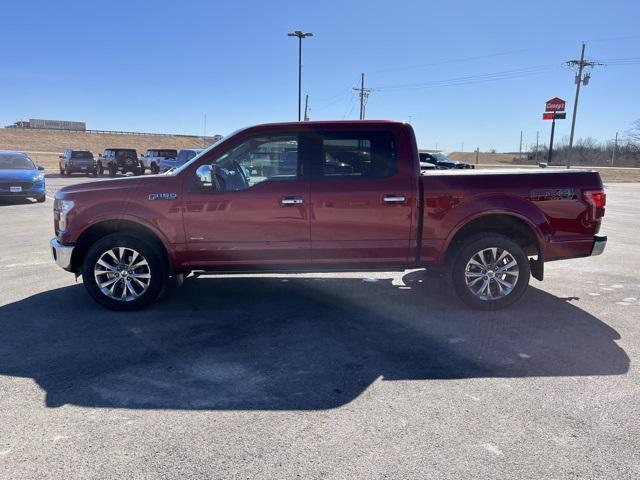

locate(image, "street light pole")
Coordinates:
287 30 313 121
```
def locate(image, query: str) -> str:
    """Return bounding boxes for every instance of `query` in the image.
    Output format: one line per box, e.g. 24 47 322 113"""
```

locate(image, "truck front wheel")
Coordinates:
82 234 166 311
108 163 118 177
451 234 530 310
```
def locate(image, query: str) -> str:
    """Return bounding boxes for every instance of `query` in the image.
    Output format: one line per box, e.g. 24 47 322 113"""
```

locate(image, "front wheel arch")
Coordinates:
71 219 172 276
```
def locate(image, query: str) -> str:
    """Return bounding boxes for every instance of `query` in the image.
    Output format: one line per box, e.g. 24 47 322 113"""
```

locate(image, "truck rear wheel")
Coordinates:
451 234 530 310
82 234 166 311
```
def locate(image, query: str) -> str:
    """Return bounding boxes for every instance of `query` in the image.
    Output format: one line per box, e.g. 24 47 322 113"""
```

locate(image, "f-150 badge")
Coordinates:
148 193 177 200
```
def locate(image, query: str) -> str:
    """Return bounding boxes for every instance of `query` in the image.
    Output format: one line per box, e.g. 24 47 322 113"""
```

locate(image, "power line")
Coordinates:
370 64 560 91
366 49 527 75
342 91 357 119
590 34 640 42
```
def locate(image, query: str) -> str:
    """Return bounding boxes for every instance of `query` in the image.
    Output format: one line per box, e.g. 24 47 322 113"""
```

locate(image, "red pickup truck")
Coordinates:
50 121 606 311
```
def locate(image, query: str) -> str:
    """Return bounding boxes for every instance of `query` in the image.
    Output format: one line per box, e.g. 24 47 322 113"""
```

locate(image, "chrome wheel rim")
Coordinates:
93 247 151 302
464 247 519 301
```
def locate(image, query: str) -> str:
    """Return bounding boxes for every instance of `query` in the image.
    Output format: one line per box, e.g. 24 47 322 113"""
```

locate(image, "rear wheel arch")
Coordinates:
443 213 543 267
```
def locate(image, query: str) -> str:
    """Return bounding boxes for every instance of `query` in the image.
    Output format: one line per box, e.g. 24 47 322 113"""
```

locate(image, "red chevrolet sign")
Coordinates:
545 97 566 112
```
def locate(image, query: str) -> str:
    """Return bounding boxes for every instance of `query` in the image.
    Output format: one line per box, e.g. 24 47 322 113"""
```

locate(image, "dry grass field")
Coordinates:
450 151 640 183
0 128 215 170
473 163 640 183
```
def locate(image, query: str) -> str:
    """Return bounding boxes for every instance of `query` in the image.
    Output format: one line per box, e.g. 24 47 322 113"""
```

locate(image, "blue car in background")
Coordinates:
160 148 204 172
0 152 46 203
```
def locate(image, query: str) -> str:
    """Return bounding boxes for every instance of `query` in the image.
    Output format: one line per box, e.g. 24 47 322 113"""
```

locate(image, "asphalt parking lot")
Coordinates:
1 177 639 479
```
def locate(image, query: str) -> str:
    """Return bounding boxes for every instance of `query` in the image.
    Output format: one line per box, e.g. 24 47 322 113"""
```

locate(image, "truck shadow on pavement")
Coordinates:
0 271 629 410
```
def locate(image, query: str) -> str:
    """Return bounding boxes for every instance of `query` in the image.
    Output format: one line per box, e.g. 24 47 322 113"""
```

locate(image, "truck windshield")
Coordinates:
434 153 452 162
71 151 93 159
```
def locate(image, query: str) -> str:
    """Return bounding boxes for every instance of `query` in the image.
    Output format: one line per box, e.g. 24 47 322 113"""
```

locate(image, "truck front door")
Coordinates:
182 132 311 269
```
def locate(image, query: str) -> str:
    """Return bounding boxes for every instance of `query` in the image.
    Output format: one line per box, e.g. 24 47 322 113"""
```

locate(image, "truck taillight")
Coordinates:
583 189 606 220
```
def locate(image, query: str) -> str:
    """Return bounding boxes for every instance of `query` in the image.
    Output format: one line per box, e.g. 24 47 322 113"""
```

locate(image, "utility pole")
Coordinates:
353 73 371 120
303 95 309 121
611 131 618 166
461 142 464 152
475 147 479 166
519 131 523 159
203 114 207 148
287 30 313 121
548 113 557 164
535 131 539 163
566 42 601 168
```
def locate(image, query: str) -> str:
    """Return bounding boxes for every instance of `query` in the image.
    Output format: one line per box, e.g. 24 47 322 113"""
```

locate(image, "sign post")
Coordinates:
543 98 566 164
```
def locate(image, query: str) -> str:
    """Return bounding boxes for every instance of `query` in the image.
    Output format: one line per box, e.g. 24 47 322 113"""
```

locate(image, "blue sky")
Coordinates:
1 0 639 151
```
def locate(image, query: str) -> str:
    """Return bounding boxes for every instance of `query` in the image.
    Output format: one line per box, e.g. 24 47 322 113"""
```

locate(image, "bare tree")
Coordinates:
626 119 640 144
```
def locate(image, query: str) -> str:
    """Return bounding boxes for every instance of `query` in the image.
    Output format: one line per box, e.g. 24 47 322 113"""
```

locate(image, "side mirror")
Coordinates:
195 164 213 186
37 165 45 171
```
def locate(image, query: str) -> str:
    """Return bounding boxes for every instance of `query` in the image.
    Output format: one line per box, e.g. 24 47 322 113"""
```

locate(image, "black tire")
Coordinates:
97 163 104 176
64 167 71 176
82 234 166 311
108 163 118 177
150 163 159 175
36 194 46 203
139 164 146 175
451 234 530 310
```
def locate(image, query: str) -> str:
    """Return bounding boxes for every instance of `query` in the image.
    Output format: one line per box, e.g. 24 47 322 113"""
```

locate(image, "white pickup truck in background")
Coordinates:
139 149 178 174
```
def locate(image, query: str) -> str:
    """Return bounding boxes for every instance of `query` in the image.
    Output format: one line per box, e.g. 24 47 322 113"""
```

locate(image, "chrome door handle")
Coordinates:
281 197 304 206
383 195 406 203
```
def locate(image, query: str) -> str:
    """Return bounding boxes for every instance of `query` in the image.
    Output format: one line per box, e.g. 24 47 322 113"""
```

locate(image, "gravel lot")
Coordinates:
0 177 638 479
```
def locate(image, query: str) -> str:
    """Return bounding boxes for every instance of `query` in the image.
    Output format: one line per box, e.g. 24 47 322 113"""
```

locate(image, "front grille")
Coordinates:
0 181 33 189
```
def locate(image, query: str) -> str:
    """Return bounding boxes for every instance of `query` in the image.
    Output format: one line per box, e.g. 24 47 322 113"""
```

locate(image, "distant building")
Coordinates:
5 119 86 131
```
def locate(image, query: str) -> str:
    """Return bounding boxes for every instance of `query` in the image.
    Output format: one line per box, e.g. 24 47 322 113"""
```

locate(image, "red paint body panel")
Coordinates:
54 120 604 275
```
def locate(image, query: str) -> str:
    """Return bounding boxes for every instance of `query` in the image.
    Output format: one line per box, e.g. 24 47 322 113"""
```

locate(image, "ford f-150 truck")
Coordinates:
50 121 606 311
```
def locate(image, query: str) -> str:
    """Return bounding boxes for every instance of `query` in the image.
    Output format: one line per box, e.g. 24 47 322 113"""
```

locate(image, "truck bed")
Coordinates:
419 168 604 265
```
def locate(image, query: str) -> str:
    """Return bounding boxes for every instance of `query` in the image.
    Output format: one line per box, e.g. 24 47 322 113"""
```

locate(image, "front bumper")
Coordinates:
50 238 75 271
0 184 45 198
591 234 607 256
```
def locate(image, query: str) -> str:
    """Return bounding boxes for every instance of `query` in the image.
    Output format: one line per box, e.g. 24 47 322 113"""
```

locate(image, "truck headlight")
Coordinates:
57 199 75 231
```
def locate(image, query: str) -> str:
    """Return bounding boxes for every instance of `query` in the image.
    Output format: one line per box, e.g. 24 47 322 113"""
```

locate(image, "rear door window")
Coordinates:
312 131 397 179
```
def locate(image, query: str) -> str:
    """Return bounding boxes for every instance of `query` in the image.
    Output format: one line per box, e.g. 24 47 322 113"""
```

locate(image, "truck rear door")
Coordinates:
308 127 416 266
